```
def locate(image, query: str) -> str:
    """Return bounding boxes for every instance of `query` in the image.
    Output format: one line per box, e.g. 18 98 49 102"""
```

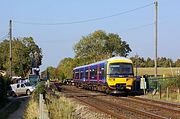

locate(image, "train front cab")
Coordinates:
106 59 134 93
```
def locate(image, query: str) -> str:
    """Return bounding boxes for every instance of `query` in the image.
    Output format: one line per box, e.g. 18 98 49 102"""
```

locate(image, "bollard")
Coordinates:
166 87 169 100
159 84 161 99
177 88 180 101
39 94 43 119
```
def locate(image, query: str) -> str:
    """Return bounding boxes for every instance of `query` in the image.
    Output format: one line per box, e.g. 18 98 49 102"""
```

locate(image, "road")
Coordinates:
7 96 29 119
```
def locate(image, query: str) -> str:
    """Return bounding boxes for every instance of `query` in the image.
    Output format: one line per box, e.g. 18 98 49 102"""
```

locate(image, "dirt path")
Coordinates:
8 96 29 119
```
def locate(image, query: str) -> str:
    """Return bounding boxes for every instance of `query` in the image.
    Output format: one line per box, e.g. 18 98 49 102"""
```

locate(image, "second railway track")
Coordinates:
55 85 180 119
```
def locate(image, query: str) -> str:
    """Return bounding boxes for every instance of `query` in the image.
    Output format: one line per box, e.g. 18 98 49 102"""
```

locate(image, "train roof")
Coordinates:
73 56 131 70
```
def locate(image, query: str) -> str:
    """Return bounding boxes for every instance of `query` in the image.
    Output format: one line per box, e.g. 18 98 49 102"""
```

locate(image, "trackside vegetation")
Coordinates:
46 94 75 119
24 82 75 119
23 82 45 119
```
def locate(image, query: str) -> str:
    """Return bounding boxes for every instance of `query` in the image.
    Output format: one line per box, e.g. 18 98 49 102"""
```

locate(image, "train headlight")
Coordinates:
108 78 115 82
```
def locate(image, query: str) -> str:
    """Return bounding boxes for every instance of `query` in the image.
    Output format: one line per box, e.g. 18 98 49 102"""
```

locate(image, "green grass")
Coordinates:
23 94 39 119
134 67 180 76
46 94 75 119
0 100 21 119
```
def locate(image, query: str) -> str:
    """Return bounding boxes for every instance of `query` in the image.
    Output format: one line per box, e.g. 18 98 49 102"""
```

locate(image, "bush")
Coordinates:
33 82 46 102
159 77 180 89
0 76 10 100
23 82 46 119
47 96 75 119
23 93 39 119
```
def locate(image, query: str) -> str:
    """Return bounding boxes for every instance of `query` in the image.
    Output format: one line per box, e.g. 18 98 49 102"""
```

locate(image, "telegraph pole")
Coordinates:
154 0 158 77
9 20 12 79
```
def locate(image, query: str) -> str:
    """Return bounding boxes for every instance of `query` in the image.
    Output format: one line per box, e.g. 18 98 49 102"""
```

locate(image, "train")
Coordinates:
73 56 135 94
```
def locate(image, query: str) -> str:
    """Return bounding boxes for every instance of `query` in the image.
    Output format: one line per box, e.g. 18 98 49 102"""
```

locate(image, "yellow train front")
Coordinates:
106 57 134 93
73 56 135 94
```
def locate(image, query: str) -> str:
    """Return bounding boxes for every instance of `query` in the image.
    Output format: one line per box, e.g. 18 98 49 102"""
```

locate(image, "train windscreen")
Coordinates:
108 63 133 78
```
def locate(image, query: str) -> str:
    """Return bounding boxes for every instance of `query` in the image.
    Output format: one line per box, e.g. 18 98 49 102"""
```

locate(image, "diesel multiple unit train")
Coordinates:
73 56 135 93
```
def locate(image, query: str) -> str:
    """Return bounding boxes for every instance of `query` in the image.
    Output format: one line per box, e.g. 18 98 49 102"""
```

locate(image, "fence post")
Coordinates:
39 94 43 119
159 84 161 99
166 87 169 100
177 88 180 101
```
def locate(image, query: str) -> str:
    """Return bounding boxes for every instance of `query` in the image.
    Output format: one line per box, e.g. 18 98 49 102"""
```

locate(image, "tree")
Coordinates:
73 30 132 63
57 58 78 80
175 59 180 67
0 37 43 77
0 40 9 70
130 56 146 67
22 37 43 68
158 57 174 67
146 57 154 67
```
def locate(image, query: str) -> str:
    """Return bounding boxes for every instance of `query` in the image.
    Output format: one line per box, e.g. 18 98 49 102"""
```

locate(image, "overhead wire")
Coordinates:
120 23 154 33
14 2 154 26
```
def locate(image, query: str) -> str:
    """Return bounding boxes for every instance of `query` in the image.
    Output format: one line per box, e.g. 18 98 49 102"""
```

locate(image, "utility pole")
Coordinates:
9 20 12 79
154 0 158 77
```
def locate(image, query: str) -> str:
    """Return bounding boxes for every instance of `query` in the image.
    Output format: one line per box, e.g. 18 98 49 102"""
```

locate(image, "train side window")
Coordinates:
80 70 84 79
85 69 88 79
75 71 79 79
91 68 97 79
90 69 93 79
100 67 104 79
94 68 97 79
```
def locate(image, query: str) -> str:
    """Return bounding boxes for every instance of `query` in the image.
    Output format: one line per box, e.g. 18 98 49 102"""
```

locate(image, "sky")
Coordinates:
0 0 180 71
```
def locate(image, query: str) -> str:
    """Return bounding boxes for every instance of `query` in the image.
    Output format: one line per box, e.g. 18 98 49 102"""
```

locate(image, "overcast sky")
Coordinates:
0 0 180 71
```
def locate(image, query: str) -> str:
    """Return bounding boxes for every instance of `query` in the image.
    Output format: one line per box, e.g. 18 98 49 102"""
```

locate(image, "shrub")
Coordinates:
47 95 75 119
0 76 10 101
159 77 180 89
23 93 39 119
33 82 46 102
23 82 46 119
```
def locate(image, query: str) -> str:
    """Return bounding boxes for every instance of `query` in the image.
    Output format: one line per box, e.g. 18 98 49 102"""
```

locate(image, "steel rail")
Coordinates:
92 96 168 119
74 96 126 119
129 96 180 108
62 85 168 119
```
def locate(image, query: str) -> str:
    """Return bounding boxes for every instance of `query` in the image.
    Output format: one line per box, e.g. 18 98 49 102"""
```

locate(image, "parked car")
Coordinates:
10 82 35 96
63 79 74 85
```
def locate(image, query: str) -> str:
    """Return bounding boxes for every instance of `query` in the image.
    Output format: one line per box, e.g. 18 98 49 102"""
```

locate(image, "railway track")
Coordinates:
108 96 180 119
59 85 180 119
129 96 180 108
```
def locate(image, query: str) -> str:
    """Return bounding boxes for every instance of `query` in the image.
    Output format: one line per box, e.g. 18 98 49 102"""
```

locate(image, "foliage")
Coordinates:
57 58 77 81
0 76 10 101
73 30 131 63
23 93 39 119
131 56 179 68
47 96 75 119
41 66 57 80
0 37 42 77
33 82 46 102
175 59 180 67
159 77 180 89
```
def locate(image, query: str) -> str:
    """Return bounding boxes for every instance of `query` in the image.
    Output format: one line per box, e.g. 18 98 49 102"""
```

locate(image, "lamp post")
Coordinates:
9 20 12 79
154 0 158 77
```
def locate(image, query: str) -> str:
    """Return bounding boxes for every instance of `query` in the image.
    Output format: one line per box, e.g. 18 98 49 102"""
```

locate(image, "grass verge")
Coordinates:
23 93 39 119
46 91 75 119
